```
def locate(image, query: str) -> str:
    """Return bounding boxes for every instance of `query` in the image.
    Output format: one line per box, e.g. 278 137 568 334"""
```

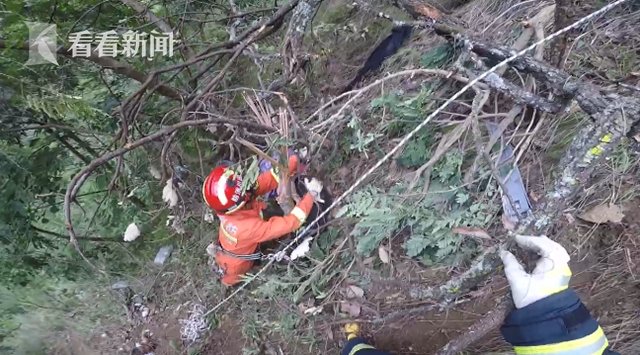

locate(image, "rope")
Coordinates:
203 0 630 318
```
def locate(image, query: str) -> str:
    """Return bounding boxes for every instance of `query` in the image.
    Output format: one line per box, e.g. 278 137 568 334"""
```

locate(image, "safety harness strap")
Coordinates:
214 243 264 261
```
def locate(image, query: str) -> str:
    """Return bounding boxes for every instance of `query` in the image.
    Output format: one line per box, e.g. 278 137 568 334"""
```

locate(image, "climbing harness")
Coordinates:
208 242 291 262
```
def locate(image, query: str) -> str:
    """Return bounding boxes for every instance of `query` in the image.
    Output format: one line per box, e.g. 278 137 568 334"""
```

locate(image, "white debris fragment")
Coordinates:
290 237 312 260
123 223 140 242
303 306 323 316
204 211 215 223
179 303 209 344
140 306 150 318
162 179 178 207
149 165 162 180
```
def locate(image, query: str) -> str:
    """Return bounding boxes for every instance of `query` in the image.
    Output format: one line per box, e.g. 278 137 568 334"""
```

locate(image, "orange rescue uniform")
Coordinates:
215 157 313 286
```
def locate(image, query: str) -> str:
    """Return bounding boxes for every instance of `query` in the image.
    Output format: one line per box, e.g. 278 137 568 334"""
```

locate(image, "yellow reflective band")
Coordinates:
221 226 238 245
348 344 375 355
291 207 307 224
540 266 572 295
514 327 608 355
270 168 280 184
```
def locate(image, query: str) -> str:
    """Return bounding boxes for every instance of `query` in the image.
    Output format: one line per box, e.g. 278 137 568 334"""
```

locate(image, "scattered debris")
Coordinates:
451 227 492 240
378 245 391 264
303 306 324 316
578 203 625 224
166 215 186 234
154 245 174 265
123 223 141 242
179 303 209 344
204 211 215 223
162 179 179 207
131 329 156 355
501 213 516 231
148 165 162 180
290 237 312 260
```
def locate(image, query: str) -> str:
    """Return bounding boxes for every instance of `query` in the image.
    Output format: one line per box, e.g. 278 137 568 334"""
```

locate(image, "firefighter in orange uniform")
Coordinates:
202 155 323 286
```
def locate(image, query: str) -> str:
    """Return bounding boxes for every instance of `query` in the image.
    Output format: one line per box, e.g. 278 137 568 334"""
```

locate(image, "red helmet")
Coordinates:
202 165 247 214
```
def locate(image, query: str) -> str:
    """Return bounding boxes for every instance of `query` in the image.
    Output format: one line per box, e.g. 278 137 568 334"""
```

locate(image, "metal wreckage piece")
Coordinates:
486 122 532 223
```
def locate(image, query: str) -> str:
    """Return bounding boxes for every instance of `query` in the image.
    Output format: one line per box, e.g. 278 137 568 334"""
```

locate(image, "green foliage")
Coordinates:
397 130 433 168
346 115 382 158
420 44 454 69
338 150 497 264
370 86 437 168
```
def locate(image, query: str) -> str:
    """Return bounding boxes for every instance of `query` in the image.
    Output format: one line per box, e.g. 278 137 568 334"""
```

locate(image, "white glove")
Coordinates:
500 235 571 309
304 177 324 203
297 147 309 162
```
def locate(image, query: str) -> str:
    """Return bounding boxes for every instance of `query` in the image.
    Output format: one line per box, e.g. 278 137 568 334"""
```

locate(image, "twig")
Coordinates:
235 136 283 170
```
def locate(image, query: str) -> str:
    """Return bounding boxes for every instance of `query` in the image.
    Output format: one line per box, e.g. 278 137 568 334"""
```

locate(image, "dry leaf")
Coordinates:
339 301 361 317
345 285 364 299
378 245 390 264
452 227 491 240
502 214 516 231
578 204 625 224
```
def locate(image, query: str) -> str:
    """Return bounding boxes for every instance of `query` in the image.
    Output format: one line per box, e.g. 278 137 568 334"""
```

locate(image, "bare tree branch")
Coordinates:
0 40 183 101
64 116 276 248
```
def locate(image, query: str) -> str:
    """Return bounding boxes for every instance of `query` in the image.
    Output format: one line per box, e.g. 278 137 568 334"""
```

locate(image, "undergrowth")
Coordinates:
337 150 498 265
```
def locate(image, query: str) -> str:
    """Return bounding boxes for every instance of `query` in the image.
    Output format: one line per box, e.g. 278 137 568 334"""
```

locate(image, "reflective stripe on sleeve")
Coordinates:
514 327 608 355
348 344 375 355
290 207 307 224
270 168 280 184
221 226 238 244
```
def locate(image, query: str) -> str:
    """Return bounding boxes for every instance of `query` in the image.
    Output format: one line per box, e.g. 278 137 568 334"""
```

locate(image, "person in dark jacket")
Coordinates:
341 234 618 355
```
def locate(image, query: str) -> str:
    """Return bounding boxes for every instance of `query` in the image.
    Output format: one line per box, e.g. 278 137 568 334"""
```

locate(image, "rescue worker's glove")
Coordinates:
304 177 325 203
296 146 310 164
500 234 571 309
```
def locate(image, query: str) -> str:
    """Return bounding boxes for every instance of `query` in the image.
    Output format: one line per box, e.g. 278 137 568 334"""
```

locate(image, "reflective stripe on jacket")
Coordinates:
501 289 619 355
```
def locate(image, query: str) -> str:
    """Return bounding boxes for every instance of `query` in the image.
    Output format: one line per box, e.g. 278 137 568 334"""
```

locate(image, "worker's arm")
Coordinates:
500 235 618 355
501 289 617 355
248 194 314 243
254 155 301 196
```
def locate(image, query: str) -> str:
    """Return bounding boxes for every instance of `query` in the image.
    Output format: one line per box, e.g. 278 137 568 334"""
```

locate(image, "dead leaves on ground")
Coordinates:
339 301 362 317
378 245 390 264
339 285 365 317
344 285 364 299
451 227 492 240
578 203 625 224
